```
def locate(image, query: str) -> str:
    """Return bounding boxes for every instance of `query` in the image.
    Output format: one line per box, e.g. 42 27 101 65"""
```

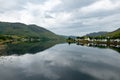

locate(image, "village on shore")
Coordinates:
66 36 120 47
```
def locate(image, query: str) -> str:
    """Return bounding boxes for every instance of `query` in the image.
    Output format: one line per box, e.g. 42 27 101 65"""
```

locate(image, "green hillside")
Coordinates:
104 28 120 38
85 28 120 39
0 22 64 41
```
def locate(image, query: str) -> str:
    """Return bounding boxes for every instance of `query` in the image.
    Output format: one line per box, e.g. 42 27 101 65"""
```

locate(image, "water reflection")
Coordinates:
0 41 60 56
68 42 120 53
0 43 120 80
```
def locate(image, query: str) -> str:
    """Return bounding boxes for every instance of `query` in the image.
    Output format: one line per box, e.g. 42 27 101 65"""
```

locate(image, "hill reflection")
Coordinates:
0 41 61 56
68 42 120 53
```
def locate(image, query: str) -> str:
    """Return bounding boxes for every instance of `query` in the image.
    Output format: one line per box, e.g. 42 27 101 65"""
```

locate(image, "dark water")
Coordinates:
0 42 120 80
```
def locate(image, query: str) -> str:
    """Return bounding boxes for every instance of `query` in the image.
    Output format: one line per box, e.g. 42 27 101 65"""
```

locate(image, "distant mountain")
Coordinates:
0 21 64 41
86 31 108 37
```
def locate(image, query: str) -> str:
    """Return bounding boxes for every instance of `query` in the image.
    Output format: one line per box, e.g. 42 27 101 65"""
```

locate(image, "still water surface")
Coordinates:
0 42 120 80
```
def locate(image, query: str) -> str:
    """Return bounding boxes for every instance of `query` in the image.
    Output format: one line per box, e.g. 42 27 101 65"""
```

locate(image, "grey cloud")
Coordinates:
28 0 47 4
0 0 26 12
52 0 120 35
49 23 96 36
49 12 120 36
53 0 97 12
44 14 54 18
0 0 47 12
77 9 120 19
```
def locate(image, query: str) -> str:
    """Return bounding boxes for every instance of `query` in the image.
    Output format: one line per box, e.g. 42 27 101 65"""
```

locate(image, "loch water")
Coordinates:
0 42 120 80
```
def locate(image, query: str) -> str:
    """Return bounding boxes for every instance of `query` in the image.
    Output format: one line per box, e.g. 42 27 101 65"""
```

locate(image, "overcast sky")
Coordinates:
0 0 120 36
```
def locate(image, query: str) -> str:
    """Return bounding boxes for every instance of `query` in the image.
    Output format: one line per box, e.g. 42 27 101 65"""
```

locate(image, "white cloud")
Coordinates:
0 0 120 36
46 12 72 27
82 13 120 26
80 0 120 14
21 0 62 27
24 0 61 12
0 0 25 12
0 0 62 27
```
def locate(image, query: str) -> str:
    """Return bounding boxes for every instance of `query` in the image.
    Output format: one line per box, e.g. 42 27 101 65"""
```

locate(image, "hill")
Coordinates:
0 22 64 41
104 28 120 38
84 28 120 39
